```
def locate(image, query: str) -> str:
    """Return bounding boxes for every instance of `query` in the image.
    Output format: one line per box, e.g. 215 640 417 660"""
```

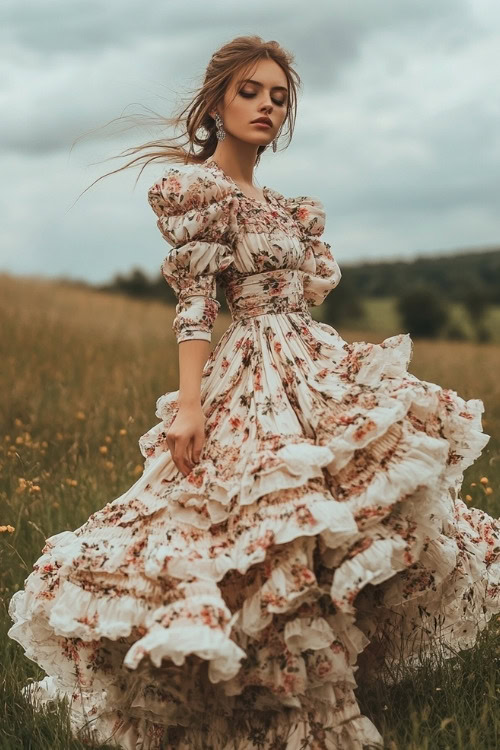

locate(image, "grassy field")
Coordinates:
1 273 499 749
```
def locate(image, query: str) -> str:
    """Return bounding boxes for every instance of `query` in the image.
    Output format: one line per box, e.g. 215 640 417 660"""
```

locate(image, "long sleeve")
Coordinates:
147 163 238 343
283 195 342 307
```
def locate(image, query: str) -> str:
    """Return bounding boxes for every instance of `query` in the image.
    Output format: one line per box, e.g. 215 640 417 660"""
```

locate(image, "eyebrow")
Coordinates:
239 78 288 94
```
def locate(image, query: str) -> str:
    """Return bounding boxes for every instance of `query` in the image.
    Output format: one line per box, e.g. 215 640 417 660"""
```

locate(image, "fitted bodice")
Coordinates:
147 161 341 343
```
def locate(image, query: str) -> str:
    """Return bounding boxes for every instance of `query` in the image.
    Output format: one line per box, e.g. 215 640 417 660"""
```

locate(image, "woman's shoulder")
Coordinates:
147 161 235 219
265 186 326 236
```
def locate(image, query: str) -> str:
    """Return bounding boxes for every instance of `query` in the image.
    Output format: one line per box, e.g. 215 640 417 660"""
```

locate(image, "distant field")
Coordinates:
1 273 499 749
324 295 500 345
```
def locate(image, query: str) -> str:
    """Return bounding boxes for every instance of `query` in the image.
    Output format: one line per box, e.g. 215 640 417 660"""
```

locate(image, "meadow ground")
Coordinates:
1 273 499 749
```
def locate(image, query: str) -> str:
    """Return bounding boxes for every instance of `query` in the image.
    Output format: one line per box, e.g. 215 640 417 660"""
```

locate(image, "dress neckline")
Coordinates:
203 159 272 207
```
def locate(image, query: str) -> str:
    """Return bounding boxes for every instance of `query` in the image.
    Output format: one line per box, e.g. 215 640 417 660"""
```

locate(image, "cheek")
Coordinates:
227 97 251 128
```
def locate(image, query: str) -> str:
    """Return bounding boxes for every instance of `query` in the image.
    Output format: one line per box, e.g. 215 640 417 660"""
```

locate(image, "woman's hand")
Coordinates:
166 402 206 476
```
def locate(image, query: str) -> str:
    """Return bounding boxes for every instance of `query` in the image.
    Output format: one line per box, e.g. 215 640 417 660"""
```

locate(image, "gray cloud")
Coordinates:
0 0 499 280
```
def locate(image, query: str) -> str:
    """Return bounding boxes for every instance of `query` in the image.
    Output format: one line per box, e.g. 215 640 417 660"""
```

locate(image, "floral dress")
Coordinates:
8 159 500 750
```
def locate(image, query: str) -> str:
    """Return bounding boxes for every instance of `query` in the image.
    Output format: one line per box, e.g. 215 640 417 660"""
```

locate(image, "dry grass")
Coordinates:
1 273 499 749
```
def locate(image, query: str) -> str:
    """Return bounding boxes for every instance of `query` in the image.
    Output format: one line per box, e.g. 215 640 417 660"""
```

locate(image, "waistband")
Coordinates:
225 269 311 322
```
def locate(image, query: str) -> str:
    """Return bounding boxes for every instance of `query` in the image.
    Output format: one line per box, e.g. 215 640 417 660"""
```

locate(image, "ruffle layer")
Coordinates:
8 326 499 750
19 672 384 750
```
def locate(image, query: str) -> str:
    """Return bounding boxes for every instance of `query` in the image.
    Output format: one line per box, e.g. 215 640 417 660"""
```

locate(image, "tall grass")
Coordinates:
1 273 499 749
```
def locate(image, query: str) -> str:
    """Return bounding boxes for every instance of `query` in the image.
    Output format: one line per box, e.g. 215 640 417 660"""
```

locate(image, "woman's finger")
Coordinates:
186 438 194 470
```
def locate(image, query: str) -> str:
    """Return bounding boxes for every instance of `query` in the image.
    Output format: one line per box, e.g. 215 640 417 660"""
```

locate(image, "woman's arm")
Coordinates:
178 338 210 406
167 338 211 477
146 164 237 475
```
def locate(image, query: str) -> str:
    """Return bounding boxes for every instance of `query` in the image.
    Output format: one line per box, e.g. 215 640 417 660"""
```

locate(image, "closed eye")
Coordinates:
239 91 286 107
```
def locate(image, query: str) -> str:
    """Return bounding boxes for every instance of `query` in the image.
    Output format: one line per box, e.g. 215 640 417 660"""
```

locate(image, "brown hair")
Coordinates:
74 35 300 200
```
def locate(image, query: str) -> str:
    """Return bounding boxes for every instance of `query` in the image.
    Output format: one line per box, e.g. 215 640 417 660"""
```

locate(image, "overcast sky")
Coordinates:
1 0 499 284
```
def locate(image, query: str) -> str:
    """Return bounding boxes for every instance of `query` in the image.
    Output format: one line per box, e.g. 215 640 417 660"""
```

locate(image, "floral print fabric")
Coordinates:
147 160 341 342
8 160 500 750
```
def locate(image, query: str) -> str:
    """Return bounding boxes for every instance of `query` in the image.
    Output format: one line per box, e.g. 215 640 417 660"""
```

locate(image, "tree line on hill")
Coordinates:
322 247 498 341
94 247 500 341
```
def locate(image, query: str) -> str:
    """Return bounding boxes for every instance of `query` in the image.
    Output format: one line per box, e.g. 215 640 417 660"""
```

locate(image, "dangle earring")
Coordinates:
272 129 281 153
214 112 226 141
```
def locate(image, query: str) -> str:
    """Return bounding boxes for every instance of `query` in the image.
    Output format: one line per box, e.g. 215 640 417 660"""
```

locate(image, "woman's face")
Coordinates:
217 58 289 148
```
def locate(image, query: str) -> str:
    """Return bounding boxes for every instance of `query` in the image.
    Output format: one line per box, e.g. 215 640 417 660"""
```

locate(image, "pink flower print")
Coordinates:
283 671 297 694
330 641 346 654
316 660 333 678
403 548 414 566
75 614 99 628
261 592 287 610
346 536 374 560
296 205 310 223
299 567 316 584
200 606 216 627
295 505 317 528
187 468 206 487
230 416 243 431
353 418 377 441
164 175 182 195
245 529 276 556
254 369 263 391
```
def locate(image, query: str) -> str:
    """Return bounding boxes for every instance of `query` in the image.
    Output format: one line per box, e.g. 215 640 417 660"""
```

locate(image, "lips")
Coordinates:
251 118 272 127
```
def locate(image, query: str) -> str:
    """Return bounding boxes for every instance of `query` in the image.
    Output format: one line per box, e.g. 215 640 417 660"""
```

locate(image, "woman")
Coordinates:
8 34 500 750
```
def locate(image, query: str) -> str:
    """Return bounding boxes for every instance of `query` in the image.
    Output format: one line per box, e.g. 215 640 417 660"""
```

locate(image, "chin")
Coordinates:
247 135 273 146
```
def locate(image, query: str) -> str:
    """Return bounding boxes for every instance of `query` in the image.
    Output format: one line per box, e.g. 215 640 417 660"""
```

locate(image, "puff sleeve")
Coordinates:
284 195 341 307
147 164 238 343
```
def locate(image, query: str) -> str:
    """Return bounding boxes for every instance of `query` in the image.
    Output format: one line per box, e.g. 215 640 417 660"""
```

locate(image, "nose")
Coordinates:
257 92 274 112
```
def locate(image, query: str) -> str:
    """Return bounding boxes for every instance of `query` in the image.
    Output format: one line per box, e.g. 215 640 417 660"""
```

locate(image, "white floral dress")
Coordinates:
8 159 500 750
